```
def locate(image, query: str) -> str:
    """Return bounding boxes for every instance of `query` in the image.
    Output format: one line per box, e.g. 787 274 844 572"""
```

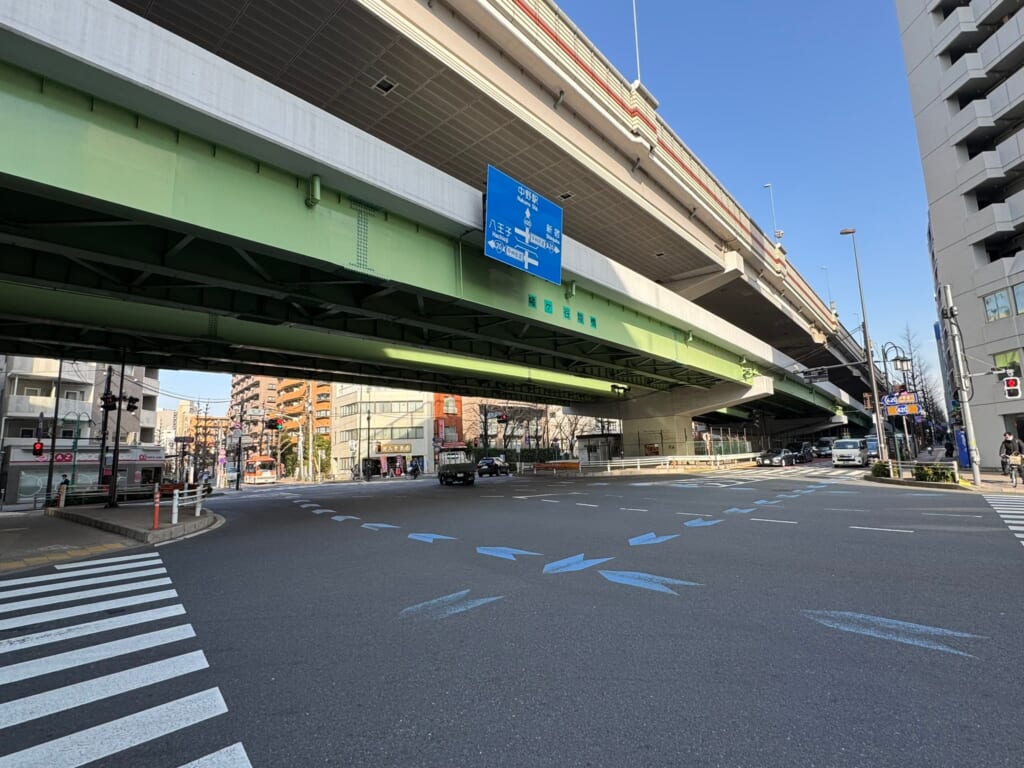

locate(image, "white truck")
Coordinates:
437 450 476 486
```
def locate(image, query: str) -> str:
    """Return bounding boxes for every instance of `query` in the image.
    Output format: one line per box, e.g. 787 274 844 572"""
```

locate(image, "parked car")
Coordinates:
814 437 835 458
786 441 815 463
756 448 797 467
832 438 868 467
477 457 511 477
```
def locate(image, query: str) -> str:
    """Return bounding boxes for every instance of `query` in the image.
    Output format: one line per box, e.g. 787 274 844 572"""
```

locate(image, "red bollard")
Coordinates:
153 484 161 530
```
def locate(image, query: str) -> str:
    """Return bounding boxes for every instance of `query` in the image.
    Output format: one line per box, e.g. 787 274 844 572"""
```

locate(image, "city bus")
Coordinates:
243 455 277 484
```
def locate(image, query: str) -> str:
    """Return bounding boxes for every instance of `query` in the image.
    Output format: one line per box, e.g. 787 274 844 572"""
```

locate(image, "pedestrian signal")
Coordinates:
1004 376 1022 399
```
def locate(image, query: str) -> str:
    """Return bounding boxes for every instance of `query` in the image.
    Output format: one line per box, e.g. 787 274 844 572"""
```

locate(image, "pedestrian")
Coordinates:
998 431 1024 474
59 474 70 488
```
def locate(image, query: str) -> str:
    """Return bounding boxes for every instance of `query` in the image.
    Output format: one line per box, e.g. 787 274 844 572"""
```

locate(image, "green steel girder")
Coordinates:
0 60 752 390
0 282 627 403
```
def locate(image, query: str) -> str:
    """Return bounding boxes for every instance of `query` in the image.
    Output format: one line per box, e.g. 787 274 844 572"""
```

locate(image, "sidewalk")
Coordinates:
0 498 222 574
891 448 1023 494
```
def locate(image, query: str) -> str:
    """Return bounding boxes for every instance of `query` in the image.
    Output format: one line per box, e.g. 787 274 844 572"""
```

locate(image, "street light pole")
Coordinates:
839 228 888 463
365 407 372 481
763 183 783 243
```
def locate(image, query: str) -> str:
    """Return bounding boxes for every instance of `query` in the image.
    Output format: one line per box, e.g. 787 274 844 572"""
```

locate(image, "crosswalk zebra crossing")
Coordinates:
707 466 864 480
0 551 251 767
982 494 1024 549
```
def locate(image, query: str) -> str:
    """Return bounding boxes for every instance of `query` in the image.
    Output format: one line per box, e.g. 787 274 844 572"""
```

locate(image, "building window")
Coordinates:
23 387 40 397
994 350 1022 376
1013 284 1024 315
443 396 457 415
20 428 34 438
984 289 1012 322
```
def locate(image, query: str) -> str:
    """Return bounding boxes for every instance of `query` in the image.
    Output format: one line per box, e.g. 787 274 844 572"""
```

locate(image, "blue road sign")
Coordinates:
484 165 563 285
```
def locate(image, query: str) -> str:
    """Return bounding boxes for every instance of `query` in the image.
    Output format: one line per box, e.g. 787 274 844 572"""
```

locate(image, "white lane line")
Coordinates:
620 508 648 512
0 578 172 615
849 526 914 534
675 512 712 517
541 499 560 503
750 518 798 524
177 743 253 768
0 623 195 686
480 495 504 498
576 503 598 507
0 650 208 729
0 528 27 532
0 560 169 588
53 552 160 571
0 567 167 599
921 513 983 518
0 604 186 655
0 589 178 632
0 687 227 768
825 508 868 512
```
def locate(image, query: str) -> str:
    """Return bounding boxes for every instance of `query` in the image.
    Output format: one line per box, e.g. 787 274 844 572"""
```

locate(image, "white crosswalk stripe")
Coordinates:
707 466 864 480
982 494 1024 549
0 553 252 767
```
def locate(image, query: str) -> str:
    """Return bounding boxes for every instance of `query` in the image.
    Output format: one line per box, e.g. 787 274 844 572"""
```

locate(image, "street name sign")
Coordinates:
484 165 563 285
887 404 920 416
881 392 918 406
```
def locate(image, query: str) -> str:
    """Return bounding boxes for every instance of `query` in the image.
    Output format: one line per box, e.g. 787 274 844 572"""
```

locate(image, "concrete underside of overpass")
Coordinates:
0 5 870 434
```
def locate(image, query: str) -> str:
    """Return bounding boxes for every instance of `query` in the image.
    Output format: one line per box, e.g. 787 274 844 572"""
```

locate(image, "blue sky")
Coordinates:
160 1 934 414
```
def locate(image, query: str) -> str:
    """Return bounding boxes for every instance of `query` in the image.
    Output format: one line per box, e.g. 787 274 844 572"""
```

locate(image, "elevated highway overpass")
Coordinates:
0 0 872 441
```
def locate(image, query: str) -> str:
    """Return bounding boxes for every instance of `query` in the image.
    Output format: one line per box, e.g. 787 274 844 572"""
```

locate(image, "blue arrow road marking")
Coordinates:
361 523 400 531
754 499 781 505
476 546 543 561
776 493 802 499
543 553 613 574
598 570 702 595
723 507 754 514
628 532 679 546
331 515 360 522
408 533 457 543
684 519 722 527
801 610 985 657
399 589 503 620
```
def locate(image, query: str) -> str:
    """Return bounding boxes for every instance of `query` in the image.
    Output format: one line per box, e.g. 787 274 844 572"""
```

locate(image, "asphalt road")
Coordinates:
2 466 1022 767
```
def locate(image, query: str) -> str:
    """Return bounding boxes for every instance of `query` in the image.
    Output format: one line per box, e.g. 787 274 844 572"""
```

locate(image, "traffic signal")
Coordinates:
1004 376 1022 399
264 418 284 430
99 393 118 411
32 441 44 457
496 412 509 424
125 396 139 413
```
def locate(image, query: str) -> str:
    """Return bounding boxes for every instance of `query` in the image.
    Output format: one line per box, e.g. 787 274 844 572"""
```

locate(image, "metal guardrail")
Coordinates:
519 453 759 475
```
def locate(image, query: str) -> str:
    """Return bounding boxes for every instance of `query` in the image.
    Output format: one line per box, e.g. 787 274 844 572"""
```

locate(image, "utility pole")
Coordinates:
96 365 113 486
106 355 126 508
44 356 64 504
941 284 981 485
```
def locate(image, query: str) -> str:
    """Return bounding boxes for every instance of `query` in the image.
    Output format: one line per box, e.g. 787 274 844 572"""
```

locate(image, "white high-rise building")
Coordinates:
896 1 1024 463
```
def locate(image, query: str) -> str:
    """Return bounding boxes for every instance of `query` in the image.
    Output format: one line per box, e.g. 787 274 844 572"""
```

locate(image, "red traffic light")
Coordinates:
32 441 44 456
1005 377 1022 399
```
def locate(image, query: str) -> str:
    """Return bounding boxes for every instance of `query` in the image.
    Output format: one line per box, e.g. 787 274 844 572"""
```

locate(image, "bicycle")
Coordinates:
1008 452 1022 488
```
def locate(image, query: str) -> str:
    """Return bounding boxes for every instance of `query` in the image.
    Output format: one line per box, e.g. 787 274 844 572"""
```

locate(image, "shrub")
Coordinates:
912 464 956 483
870 461 891 478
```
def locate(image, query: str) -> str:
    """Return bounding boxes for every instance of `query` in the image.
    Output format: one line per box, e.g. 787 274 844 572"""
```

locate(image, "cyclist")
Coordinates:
998 431 1024 477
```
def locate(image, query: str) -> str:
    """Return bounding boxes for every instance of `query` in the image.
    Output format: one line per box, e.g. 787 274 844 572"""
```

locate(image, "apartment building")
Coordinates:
229 374 279 437
0 356 98 447
897 1 1024 462
275 378 332 479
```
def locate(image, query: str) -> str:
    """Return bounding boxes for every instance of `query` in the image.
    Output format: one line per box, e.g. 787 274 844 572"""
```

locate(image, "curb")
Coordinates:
46 507 218 544
863 475 968 491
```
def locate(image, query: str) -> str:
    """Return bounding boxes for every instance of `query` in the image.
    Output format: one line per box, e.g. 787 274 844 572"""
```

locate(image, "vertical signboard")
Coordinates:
484 165 563 285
